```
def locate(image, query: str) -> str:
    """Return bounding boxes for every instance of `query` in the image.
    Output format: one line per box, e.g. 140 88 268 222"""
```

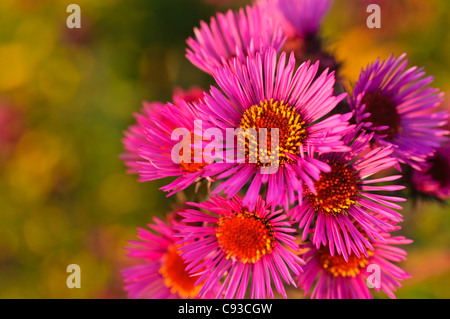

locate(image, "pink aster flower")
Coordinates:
298 227 412 299
121 100 164 175
186 4 286 75
121 217 217 299
349 53 449 170
174 195 305 299
291 128 405 261
172 86 205 105
258 0 333 38
121 93 212 196
411 143 450 200
258 0 340 78
198 48 352 210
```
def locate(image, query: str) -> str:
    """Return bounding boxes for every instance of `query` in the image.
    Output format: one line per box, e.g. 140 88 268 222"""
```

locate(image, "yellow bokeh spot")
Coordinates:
37 53 81 102
0 43 33 90
98 173 142 215
6 131 65 202
23 206 69 256
328 27 401 87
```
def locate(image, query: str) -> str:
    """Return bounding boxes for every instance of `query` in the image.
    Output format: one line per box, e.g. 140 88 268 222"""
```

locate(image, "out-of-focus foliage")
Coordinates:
0 0 448 298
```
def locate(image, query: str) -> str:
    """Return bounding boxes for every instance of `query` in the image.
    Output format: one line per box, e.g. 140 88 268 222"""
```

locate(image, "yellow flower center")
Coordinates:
159 245 202 298
239 99 307 167
306 160 359 215
318 245 374 278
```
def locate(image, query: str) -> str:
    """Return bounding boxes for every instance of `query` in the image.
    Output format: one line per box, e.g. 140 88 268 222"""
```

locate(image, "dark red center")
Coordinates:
428 154 450 187
362 92 400 140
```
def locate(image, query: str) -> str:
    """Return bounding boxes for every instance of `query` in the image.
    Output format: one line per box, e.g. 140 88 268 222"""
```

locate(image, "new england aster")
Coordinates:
298 226 412 299
186 4 286 75
116 0 450 301
411 142 450 200
258 0 333 39
174 195 304 299
198 47 352 211
349 53 448 170
290 128 405 261
121 92 212 196
257 0 339 75
121 217 219 299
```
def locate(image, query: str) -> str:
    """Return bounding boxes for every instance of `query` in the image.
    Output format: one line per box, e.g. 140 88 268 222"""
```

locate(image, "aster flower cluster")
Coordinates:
120 0 449 299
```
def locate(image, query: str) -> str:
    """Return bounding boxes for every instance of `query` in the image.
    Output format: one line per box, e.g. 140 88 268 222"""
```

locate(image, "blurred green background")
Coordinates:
0 0 448 298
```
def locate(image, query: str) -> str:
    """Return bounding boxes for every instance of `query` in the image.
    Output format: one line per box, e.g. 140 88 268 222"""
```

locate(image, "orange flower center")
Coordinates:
318 245 374 277
216 210 275 264
306 160 359 215
239 99 307 167
180 158 207 173
178 133 207 173
159 245 202 298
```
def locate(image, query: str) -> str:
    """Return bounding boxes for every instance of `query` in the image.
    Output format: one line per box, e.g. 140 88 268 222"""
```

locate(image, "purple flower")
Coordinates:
186 4 286 75
411 143 450 199
121 217 217 299
121 97 210 196
258 0 333 38
198 48 351 210
290 128 406 261
298 227 412 299
349 53 449 170
175 195 305 299
258 0 340 77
